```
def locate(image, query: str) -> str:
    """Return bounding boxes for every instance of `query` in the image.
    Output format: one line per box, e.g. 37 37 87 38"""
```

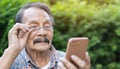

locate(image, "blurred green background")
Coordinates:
0 0 120 69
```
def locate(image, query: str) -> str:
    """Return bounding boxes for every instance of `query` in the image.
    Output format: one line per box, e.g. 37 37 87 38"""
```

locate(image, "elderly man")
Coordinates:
0 2 90 69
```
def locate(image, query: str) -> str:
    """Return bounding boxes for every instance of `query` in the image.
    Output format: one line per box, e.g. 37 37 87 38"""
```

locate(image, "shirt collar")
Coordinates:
20 48 31 63
49 45 59 68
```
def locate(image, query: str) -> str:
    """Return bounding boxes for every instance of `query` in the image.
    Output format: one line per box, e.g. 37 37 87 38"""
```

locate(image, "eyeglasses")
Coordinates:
29 24 53 31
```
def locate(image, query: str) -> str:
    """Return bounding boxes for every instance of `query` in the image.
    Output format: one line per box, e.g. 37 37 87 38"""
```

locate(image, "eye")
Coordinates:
44 25 52 30
44 25 51 28
29 25 38 29
31 25 37 28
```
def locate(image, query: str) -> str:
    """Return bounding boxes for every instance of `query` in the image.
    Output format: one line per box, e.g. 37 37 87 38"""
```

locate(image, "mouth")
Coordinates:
33 38 50 44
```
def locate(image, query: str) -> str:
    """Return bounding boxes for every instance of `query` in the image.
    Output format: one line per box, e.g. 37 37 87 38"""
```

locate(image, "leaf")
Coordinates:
115 27 120 36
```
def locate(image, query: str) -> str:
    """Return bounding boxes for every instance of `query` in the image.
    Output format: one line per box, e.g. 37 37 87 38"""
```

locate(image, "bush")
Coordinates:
51 0 120 68
0 0 120 69
0 0 23 55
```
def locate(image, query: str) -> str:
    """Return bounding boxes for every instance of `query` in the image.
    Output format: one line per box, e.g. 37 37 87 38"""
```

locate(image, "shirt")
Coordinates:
41 61 50 69
11 46 65 69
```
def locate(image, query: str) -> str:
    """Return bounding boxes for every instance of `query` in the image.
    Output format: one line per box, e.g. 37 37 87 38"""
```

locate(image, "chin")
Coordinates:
33 43 50 51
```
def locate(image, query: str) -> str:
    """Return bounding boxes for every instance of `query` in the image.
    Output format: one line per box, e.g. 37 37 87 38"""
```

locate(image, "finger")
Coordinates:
16 23 28 33
22 29 32 39
85 52 91 69
8 23 27 38
24 24 29 31
58 62 67 69
17 24 29 38
71 55 85 68
23 29 33 43
85 52 90 65
60 58 77 69
18 30 24 38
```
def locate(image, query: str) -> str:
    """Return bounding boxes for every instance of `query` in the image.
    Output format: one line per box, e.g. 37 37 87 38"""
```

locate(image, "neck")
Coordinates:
26 48 51 67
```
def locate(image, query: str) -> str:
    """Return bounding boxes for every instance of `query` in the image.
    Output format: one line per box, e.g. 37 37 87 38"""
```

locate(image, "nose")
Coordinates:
36 27 46 36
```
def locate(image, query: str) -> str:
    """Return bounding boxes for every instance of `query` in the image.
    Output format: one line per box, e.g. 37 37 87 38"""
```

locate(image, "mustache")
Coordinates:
33 38 50 44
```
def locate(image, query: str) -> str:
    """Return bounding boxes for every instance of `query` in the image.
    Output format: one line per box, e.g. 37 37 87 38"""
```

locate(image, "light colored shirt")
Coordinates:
41 61 50 69
11 45 65 69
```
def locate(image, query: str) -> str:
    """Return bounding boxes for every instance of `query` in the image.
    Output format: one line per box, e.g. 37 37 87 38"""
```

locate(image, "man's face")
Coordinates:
22 7 53 51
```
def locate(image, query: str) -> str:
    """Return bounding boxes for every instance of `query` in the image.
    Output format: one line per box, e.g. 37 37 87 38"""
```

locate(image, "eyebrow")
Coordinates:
27 19 53 25
44 20 52 25
28 20 39 25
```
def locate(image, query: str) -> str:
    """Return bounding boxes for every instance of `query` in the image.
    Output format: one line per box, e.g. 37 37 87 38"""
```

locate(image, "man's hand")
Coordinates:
58 52 91 69
8 23 31 52
0 23 32 69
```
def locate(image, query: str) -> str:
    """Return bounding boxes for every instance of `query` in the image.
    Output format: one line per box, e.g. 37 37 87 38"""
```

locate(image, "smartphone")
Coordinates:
65 37 89 64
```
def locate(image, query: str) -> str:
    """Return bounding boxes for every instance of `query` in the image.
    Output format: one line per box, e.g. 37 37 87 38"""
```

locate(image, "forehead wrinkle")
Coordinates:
22 7 51 24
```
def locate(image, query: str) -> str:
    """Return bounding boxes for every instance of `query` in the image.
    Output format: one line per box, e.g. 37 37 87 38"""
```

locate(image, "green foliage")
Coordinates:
0 0 22 55
0 0 120 69
51 0 120 68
